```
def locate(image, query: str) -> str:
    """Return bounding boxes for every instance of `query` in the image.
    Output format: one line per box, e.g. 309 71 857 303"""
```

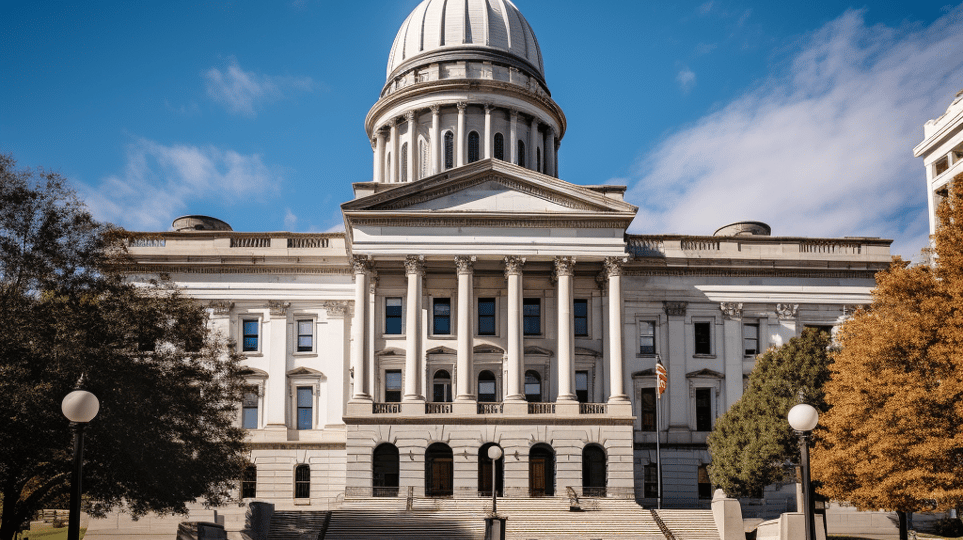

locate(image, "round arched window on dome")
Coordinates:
494 133 504 161
517 140 526 168
401 142 408 182
468 131 480 163
444 131 454 169
536 147 542 173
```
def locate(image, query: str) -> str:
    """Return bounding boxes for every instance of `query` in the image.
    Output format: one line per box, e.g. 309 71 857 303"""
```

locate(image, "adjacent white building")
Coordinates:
123 0 891 524
914 89 963 235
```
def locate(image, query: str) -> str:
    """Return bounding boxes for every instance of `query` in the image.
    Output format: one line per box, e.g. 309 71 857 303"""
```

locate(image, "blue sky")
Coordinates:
2 0 961 259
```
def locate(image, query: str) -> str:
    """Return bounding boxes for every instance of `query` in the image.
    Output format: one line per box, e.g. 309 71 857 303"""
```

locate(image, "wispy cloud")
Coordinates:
284 208 297 230
623 7 963 259
676 67 697 93
81 138 280 230
203 57 314 117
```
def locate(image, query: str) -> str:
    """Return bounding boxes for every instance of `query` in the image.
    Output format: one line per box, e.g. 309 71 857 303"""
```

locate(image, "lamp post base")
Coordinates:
484 516 507 540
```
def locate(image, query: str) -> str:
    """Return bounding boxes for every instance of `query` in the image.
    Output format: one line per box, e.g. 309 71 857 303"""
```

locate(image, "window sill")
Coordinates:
242 352 264 357
293 352 318 357
383 333 406 338
693 354 716 359
428 334 456 340
636 353 657 358
294 499 311 506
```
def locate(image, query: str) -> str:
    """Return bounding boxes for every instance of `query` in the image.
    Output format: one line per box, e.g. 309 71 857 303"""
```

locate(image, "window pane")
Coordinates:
243 407 258 429
640 322 655 355
743 323 759 357
243 320 259 335
478 298 496 335
298 336 313 351
298 320 312 335
297 387 312 407
694 322 711 355
574 299 588 336
494 133 504 160
242 319 259 351
243 337 258 351
297 408 312 430
386 297 402 334
575 371 588 403
695 388 711 431
640 388 656 431
523 298 540 335
433 298 451 335
386 370 402 390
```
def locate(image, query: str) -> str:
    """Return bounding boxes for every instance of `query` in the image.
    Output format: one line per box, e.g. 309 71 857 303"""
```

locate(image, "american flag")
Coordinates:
656 360 667 397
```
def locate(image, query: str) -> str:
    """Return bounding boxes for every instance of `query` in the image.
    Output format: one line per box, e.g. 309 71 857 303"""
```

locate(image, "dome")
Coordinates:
386 0 544 82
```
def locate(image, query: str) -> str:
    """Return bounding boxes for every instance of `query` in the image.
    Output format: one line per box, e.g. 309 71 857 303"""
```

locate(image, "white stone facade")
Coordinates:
914 89 963 235
118 0 893 531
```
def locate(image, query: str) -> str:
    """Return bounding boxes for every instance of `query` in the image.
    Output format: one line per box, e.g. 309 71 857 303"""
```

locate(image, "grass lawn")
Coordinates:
19 527 85 540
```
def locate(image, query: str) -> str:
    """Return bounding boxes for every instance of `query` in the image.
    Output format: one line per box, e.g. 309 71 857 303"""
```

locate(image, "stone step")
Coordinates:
654 509 720 540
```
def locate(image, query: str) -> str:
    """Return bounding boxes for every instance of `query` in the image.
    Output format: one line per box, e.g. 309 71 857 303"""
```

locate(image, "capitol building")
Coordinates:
114 0 893 536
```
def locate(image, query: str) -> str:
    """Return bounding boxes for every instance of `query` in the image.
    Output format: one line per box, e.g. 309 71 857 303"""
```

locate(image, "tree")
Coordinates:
0 154 249 540
707 329 833 498
812 174 963 539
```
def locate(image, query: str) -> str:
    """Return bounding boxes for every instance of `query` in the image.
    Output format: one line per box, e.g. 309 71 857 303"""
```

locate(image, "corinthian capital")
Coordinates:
454 255 476 275
720 302 743 320
603 256 627 277
554 256 576 278
503 255 526 278
404 255 425 275
351 255 371 275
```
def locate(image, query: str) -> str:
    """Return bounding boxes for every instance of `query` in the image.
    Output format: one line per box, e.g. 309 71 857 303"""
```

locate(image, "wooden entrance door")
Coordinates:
425 443 453 497
529 445 554 497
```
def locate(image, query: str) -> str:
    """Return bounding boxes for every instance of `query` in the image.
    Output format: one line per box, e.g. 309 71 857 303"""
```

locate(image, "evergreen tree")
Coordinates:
0 155 249 540
707 329 832 498
812 174 963 537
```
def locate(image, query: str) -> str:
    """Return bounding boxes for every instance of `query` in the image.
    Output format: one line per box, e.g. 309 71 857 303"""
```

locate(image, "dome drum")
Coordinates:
384 47 549 98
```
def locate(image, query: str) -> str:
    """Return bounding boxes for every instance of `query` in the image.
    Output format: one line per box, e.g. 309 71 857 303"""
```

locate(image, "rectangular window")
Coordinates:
433 298 451 335
574 299 588 337
385 370 402 403
639 321 655 355
297 320 313 352
575 370 589 403
241 466 257 499
640 388 656 431
242 319 259 352
523 298 541 335
478 298 496 335
935 155 949 176
644 464 658 499
695 388 712 432
694 322 711 355
242 391 258 429
294 465 310 499
698 465 712 499
296 387 312 430
385 298 402 335
743 323 759 357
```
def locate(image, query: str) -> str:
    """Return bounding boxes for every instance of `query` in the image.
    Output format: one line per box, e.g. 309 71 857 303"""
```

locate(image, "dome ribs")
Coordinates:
423 0 445 51
444 0 465 48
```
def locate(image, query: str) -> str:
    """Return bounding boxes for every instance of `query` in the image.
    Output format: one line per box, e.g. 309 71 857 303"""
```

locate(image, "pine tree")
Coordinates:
812 174 963 536
707 329 832 498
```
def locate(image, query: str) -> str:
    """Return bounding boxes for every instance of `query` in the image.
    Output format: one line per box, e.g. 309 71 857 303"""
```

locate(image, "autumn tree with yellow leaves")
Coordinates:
812 174 963 536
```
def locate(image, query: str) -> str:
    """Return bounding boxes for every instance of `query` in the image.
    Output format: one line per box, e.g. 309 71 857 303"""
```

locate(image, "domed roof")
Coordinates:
386 0 544 81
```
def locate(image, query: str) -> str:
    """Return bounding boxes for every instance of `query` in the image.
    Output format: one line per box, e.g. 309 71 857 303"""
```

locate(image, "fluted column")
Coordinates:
555 257 577 401
430 105 441 175
389 118 399 183
528 117 538 171
605 257 629 403
404 255 425 402
544 127 555 177
509 109 518 165
456 101 467 167
374 130 386 183
350 256 371 402
405 110 416 183
455 256 476 401
504 256 525 401
483 104 493 159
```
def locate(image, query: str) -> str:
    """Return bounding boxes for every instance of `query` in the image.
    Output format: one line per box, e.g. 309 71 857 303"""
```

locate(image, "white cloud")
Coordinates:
204 57 314 117
677 67 697 93
623 7 963 259
284 208 298 230
81 138 280 230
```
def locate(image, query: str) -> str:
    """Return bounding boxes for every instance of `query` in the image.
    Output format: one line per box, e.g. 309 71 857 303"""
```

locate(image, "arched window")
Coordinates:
401 142 408 182
444 131 454 169
294 464 310 499
425 443 454 497
373 443 400 497
241 465 257 499
478 370 497 402
468 131 480 163
494 133 504 160
536 147 542 173
517 140 526 168
582 445 606 497
420 139 428 178
529 444 555 497
524 370 541 403
433 370 452 403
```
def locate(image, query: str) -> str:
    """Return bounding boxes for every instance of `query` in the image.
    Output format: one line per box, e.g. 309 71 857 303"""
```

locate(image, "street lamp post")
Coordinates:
62 389 100 540
788 403 819 540
488 445 503 515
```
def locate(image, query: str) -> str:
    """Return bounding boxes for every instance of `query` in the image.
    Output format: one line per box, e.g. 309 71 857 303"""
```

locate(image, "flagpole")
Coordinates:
655 358 666 510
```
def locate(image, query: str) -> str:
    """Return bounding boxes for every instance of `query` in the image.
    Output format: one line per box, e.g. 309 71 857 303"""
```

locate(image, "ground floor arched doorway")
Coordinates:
425 443 453 497
529 444 555 497
478 443 504 497
582 444 606 497
372 443 399 497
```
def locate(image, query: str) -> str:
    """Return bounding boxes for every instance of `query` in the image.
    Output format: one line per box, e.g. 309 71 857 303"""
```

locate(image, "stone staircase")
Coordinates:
268 510 330 540
323 496 671 539
654 509 720 540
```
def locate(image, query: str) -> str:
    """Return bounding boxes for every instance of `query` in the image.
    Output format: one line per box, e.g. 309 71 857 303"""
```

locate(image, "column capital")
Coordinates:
322 301 350 318
503 255 526 277
375 128 387 139
429 104 441 114
208 300 234 315
404 110 416 123
454 255 476 274
351 255 371 275
405 255 425 275
603 256 628 277
776 303 799 320
663 301 688 317
370 138 377 149
510 108 519 120
268 300 290 317
456 101 468 111
721 302 743 320
554 256 576 277
484 102 494 113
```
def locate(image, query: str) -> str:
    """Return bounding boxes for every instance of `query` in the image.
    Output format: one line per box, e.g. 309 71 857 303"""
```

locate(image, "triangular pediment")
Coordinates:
343 159 637 216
